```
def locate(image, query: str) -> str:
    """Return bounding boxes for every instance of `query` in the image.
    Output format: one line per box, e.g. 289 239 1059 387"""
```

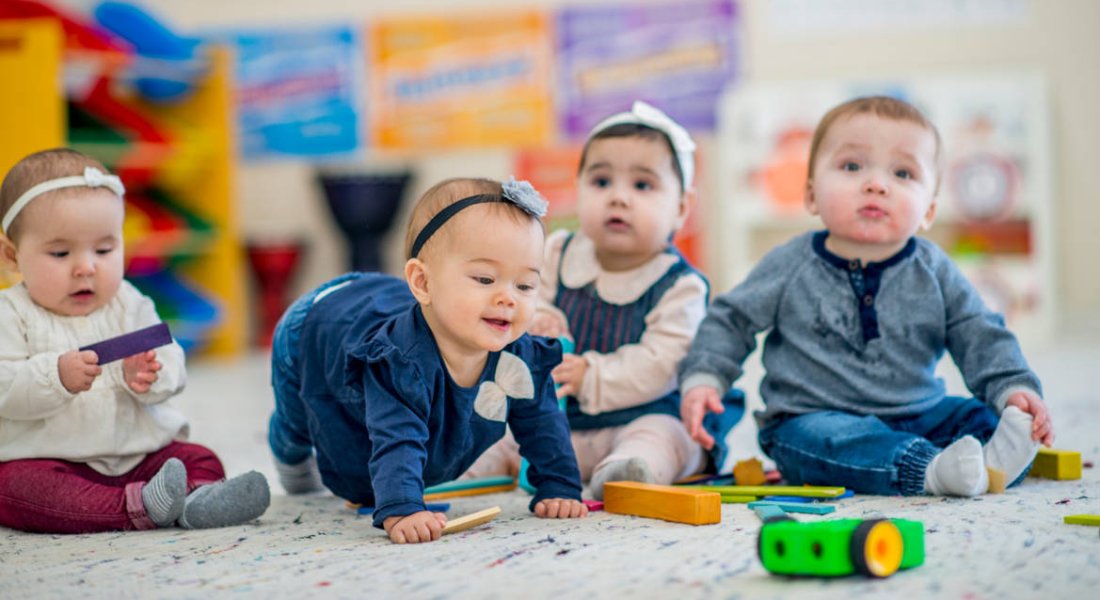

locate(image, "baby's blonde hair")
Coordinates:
807 96 943 193
403 177 544 260
0 148 113 242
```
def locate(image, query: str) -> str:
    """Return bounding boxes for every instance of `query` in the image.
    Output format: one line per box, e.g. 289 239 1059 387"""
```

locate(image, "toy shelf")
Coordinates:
0 16 245 357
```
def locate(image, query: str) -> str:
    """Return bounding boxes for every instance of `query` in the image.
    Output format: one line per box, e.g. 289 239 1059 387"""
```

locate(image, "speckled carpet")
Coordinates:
2 340 1098 599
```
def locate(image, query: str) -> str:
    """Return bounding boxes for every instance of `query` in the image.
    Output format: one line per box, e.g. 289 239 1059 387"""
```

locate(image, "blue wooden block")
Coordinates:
749 501 836 515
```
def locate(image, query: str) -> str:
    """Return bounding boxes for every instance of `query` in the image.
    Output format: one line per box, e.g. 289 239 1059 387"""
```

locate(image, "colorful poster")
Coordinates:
556 0 741 137
368 12 553 149
210 25 363 160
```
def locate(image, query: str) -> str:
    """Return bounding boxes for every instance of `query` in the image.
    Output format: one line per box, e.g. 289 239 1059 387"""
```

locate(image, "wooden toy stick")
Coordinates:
79 323 172 364
441 506 502 535
424 483 516 501
1063 514 1100 526
681 485 846 498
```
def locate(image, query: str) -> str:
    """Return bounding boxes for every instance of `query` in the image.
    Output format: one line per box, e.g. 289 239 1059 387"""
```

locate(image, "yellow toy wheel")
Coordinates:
850 519 904 577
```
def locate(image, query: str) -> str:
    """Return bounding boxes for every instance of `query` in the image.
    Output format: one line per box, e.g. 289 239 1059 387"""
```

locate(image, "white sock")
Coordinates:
589 457 653 501
983 406 1040 484
924 436 988 497
274 454 323 494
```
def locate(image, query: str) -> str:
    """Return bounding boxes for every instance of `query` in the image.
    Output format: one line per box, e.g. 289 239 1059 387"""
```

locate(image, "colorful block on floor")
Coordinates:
604 481 721 525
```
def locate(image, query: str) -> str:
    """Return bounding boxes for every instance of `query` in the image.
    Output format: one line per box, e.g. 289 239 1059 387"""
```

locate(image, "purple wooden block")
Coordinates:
79 323 173 365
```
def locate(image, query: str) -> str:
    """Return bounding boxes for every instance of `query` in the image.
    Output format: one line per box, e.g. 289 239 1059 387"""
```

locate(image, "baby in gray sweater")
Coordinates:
678 96 1052 496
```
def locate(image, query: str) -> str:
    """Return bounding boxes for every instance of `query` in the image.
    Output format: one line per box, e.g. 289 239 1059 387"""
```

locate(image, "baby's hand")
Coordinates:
681 385 724 450
58 350 102 393
534 498 588 519
122 350 162 394
551 354 588 399
1005 389 1054 446
529 310 569 338
383 510 447 544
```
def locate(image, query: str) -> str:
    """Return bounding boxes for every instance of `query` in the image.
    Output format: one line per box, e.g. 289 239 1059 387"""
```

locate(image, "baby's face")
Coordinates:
577 136 687 271
13 188 125 316
806 114 939 262
424 205 544 354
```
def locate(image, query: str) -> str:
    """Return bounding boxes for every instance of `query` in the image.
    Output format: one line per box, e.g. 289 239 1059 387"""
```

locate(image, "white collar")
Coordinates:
559 233 680 305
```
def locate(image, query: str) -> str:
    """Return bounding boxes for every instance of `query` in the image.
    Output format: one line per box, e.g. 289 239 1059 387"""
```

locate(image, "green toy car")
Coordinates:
758 517 924 578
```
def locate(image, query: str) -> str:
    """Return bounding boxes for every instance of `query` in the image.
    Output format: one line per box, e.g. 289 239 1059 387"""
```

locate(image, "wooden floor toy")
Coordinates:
423 476 517 501
758 518 924 578
749 501 836 515
1030 448 1082 480
683 485 847 499
1063 514 1100 526
441 506 501 535
987 467 1007 494
604 481 721 525
733 458 767 485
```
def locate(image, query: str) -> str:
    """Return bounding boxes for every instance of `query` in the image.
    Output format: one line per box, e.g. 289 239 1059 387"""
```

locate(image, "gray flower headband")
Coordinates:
2 167 126 235
587 100 696 190
410 177 548 258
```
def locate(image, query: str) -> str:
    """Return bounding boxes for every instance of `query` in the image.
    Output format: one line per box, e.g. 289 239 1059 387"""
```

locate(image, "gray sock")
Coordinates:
274 454 324 494
589 457 654 501
177 471 271 529
141 458 187 527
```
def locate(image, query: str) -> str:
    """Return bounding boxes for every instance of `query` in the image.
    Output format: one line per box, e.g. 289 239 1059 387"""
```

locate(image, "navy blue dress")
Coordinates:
277 274 582 527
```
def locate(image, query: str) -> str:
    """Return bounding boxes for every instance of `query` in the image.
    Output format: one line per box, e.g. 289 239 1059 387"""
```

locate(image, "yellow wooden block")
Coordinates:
987 467 1006 494
603 481 721 525
1063 514 1100 527
441 506 501 535
733 458 767 486
1029 448 1082 480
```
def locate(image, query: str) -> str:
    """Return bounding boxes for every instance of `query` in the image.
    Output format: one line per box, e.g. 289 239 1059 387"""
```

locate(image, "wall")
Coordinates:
57 0 1100 335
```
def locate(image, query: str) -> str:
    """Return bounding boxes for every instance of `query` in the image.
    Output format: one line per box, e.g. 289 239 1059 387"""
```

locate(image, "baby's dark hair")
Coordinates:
577 123 685 192
403 177 544 260
807 96 943 192
0 148 112 241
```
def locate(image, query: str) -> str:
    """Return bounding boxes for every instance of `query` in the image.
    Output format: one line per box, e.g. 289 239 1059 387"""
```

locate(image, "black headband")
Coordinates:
410 194 501 258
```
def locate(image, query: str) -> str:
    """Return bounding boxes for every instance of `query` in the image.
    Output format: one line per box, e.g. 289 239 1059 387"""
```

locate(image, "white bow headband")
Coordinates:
2 167 125 235
586 100 697 190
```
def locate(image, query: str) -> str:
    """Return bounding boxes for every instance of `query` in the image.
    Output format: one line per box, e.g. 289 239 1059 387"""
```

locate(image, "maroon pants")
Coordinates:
0 441 225 534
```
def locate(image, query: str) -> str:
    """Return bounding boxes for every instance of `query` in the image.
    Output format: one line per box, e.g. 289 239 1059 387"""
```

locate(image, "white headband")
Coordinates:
586 100 696 190
2 167 125 235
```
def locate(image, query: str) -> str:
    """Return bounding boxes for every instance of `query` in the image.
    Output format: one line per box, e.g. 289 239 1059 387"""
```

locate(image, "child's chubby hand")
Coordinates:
680 385 725 450
529 310 569 338
551 355 588 398
1005 389 1055 446
534 497 588 519
58 349 102 394
123 350 162 394
383 510 448 544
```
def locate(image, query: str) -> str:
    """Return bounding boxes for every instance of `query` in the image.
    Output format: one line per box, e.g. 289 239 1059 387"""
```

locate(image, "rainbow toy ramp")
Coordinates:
1 1 246 355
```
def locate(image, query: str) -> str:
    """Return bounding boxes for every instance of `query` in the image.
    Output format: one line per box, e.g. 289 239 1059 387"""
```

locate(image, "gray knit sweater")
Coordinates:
679 231 1040 423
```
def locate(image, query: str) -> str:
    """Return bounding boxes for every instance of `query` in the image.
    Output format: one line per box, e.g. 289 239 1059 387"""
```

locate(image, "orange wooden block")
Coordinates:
733 458 767 485
603 481 721 525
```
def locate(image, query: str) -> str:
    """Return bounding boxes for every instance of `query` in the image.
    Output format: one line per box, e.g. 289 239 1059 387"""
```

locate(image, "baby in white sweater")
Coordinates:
0 148 269 533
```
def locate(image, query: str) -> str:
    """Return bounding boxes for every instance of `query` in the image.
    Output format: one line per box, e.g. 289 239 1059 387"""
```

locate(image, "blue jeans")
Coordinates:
268 273 361 467
758 396 1013 496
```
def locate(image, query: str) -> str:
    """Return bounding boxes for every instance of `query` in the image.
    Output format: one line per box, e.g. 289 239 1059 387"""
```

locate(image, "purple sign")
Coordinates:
557 0 741 137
